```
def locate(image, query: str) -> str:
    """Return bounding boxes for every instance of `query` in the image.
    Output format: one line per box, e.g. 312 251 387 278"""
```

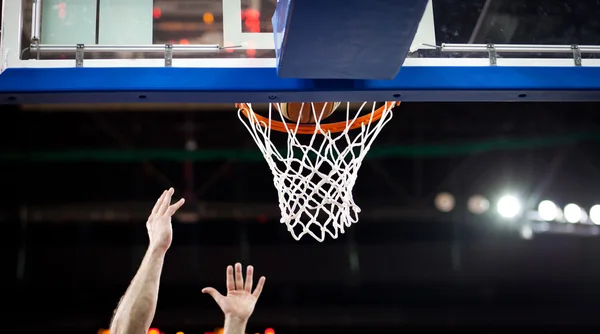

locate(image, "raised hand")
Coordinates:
146 188 185 252
202 263 266 322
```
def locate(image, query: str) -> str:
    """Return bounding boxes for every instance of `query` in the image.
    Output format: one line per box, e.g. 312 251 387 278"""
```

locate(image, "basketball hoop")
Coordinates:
237 101 398 242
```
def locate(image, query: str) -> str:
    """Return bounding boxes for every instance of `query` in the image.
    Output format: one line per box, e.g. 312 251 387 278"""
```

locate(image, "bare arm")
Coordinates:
203 263 266 334
110 188 184 334
110 246 166 334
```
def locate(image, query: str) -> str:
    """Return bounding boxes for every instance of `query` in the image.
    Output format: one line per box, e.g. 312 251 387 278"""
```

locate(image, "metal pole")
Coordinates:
31 44 221 53
30 0 43 42
442 43 600 54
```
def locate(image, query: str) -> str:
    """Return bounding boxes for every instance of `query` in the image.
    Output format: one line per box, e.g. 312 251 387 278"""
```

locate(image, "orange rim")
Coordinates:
237 101 399 135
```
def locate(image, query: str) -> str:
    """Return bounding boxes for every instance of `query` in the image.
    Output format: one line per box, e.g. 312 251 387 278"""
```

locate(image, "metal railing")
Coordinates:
441 43 600 54
30 44 221 53
439 43 600 66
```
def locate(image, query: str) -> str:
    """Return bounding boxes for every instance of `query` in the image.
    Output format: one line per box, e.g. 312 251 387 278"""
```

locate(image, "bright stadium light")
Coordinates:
497 195 521 219
538 200 558 221
590 205 600 225
564 203 582 224
434 192 455 212
468 194 490 214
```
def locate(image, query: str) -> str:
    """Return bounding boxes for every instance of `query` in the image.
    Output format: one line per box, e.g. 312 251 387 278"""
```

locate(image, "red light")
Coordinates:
265 328 275 334
244 20 261 33
224 41 234 53
58 1 67 19
243 9 260 21
245 40 256 58
148 328 160 334
242 8 261 32
179 39 190 44
152 7 162 19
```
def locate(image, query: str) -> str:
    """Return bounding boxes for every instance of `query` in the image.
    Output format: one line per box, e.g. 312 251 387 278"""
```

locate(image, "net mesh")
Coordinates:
237 102 395 242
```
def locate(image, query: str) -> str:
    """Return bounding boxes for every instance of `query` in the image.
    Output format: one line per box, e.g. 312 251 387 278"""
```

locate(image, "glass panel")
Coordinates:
153 0 225 45
433 0 600 45
240 0 275 33
41 0 98 45
23 0 600 61
98 0 153 44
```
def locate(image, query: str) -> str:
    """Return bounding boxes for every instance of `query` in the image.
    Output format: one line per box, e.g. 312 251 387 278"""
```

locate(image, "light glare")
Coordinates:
520 225 534 240
497 195 521 218
590 205 600 225
468 194 490 214
435 192 455 212
564 203 582 224
538 200 558 221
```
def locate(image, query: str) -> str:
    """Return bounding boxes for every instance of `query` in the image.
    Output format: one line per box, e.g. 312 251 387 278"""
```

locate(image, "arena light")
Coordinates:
434 192 455 212
467 194 490 214
538 200 558 221
520 225 534 240
564 203 582 224
152 7 162 19
203 12 215 24
265 328 275 334
590 205 600 225
497 195 521 219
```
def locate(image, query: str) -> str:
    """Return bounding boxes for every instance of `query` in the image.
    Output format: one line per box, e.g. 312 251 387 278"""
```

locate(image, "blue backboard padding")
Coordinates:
272 0 429 80
0 66 599 103
272 0 290 63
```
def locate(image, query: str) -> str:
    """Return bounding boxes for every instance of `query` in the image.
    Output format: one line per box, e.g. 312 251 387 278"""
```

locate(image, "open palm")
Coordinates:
146 188 184 252
202 263 266 321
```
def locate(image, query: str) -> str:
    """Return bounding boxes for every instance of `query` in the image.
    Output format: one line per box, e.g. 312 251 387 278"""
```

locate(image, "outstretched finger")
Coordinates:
244 265 254 293
202 287 224 305
166 198 185 216
226 265 235 292
158 188 173 215
252 276 266 298
234 263 244 290
151 190 167 215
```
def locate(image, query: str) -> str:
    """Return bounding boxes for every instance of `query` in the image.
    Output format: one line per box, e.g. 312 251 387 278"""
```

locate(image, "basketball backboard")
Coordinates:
1 0 599 103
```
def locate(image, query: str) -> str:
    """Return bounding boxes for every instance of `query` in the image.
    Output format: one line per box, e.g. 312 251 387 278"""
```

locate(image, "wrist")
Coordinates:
224 315 248 328
148 244 168 256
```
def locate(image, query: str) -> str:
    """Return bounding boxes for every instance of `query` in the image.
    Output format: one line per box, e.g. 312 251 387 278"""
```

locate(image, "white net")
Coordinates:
237 102 396 242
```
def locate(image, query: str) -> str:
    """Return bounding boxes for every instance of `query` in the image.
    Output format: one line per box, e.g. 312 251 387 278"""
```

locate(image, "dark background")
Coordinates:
5 0 600 333
3 101 600 334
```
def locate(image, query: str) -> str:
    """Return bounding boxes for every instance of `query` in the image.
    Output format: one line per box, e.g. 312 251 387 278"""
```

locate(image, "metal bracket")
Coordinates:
165 44 173 67
571 44 582 66
487 44 497 66
30 38 40 60
75 44 84 67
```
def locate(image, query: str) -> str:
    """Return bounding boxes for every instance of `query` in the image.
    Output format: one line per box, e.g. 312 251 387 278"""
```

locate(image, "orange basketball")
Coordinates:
280 102 340 123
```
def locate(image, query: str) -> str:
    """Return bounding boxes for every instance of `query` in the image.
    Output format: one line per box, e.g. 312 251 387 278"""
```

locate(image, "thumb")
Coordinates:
202 287 223 301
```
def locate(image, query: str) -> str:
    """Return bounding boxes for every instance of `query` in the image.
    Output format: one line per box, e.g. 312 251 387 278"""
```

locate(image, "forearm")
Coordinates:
110 246 166 334
223 316 248 334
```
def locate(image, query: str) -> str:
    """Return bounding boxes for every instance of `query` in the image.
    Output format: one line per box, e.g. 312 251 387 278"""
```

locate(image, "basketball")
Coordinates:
280 102 340 123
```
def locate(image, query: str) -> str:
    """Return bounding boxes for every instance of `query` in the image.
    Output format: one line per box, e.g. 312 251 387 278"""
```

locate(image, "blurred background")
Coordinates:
4 0 600 333
4 101 600 334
